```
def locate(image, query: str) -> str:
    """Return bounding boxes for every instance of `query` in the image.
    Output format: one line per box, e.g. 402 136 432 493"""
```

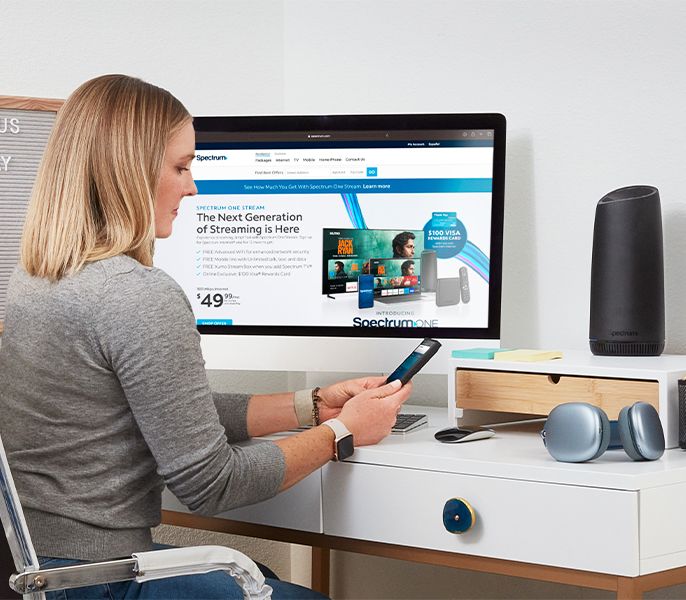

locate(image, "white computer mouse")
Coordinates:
434 426 495 443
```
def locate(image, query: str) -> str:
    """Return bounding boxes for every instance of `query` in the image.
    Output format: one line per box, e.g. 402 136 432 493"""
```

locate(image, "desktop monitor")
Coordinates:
153 113 506 373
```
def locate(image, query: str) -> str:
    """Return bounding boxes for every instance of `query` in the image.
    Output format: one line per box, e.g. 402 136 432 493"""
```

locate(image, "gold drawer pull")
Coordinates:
442 498 476 534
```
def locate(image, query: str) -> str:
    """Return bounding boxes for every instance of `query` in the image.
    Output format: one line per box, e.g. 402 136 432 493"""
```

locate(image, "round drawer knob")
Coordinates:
442 497 476 534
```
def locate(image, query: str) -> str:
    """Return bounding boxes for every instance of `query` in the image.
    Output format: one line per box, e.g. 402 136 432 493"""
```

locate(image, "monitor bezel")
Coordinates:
192 112 505 341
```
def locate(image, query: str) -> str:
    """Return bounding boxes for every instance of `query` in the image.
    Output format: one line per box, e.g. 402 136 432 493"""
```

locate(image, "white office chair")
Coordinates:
0 434 272 600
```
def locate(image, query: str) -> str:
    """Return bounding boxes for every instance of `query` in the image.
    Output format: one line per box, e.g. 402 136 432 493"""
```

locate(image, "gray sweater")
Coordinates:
0 256 285 561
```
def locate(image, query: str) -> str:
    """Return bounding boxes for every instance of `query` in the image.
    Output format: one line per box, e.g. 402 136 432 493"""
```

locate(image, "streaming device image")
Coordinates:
420 250 437 292
436 277 460 306
459 266 470 303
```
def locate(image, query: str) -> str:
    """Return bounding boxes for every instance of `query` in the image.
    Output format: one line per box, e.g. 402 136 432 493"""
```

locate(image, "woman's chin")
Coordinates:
155 226 173 239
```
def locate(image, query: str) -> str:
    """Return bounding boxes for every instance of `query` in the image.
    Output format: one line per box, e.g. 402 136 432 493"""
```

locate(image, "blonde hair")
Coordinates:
21 74 191 281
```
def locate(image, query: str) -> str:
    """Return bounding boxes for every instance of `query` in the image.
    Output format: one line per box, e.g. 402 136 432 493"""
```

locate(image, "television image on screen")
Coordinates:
322 228 424 296
153 113 506 372
326 258 365 281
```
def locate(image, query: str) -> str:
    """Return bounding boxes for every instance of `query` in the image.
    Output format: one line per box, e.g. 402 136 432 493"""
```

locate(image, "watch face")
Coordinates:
337 434 354 461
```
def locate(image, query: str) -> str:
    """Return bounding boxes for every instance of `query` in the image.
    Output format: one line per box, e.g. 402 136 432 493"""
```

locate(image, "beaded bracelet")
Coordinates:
312 386 322 426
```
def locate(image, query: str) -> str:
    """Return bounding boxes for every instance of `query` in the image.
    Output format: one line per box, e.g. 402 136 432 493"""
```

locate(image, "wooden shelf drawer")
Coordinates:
456 368 659 420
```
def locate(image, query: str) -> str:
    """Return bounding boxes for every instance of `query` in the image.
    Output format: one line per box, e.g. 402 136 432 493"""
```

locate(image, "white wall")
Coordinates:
6 1 686 597
9 0 686 353
280 0 686 354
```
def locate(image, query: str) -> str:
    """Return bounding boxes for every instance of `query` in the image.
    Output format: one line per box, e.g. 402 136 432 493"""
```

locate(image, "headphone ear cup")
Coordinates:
618 402 665 461
542 402 611 462
589 406 611 461
618 405 642 460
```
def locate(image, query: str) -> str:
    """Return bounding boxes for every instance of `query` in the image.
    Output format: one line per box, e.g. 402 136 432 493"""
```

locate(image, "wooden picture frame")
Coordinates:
0 95 63 112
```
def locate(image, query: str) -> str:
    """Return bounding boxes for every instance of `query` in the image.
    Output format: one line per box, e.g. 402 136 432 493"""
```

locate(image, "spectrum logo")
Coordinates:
196 154 228 162
353 317 439 327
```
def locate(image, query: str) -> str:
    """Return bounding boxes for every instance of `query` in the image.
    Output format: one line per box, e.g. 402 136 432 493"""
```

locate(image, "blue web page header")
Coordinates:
195 178 492 195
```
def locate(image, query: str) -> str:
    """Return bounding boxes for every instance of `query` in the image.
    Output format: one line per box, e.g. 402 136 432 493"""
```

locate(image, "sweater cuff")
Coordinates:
293 388 314 426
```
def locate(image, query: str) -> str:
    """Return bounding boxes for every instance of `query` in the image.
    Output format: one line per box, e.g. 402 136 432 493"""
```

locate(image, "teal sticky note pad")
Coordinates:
451 348 509 360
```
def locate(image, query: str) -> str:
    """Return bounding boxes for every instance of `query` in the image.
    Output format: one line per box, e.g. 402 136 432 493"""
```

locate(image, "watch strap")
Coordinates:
322 418 351 441
322 418 354 461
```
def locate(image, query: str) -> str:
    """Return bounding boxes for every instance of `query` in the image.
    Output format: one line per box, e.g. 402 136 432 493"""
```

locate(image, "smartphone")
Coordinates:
358 274 375 309
385 338 442 385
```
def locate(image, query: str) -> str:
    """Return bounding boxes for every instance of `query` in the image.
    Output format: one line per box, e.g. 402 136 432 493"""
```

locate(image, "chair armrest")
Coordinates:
11 545 272 600
133 545 272 599
10 558 137 597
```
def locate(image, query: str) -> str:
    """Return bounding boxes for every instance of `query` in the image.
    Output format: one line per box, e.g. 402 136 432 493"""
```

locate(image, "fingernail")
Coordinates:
389 379 402 389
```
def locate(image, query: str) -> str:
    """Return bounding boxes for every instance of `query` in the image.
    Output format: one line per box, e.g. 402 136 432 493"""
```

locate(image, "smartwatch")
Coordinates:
322 418 354 461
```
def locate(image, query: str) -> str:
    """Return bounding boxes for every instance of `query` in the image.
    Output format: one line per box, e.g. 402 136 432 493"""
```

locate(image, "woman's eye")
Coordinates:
177 167 189 174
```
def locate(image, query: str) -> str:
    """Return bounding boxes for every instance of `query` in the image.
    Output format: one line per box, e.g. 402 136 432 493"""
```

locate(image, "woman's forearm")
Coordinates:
247 392 337 491
246 392 299 437
275 426 335 491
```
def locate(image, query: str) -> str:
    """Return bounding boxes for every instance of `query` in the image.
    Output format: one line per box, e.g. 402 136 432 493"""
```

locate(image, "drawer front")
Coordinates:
323 462 639 575
162 470 323 533
640 482 686 574
456 369 658 419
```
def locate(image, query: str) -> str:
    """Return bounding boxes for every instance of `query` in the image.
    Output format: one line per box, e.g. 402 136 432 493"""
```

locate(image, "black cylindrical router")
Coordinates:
589 185 665 356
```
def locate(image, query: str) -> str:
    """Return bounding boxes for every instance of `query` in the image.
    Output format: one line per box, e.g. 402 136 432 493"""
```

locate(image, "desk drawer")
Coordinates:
162 469 323 533
323 462 638 575
456 369 658 419
640 482 686 574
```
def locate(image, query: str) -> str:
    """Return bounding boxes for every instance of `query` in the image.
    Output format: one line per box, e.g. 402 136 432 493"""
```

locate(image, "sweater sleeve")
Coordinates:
212 391 251 443
93 265 285 514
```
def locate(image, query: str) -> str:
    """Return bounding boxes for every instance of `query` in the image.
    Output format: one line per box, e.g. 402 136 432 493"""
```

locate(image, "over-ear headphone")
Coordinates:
541 402 665 463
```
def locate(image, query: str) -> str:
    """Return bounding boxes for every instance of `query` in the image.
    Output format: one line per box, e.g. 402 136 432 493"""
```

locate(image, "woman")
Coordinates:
0 74 412 599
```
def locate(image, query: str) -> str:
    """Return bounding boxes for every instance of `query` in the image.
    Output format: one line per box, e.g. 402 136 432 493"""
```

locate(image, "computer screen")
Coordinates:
154 113 505 372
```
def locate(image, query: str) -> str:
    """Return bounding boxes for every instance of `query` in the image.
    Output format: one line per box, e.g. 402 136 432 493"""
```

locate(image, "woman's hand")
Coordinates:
336 379 413 446
276 379 413 492
316 375 388 422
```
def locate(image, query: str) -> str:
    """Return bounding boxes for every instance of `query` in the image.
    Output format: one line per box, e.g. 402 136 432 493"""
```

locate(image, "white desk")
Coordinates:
163 406 686 598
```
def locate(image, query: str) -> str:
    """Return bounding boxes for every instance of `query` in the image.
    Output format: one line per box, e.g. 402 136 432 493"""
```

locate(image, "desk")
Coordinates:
162 409 686 599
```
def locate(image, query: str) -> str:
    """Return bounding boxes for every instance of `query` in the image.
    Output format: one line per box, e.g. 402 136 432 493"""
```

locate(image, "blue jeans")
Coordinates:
40 544 328 599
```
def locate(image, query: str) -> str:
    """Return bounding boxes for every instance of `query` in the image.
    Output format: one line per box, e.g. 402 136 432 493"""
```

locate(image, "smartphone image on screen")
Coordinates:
385 338 442 385
358 274 375 309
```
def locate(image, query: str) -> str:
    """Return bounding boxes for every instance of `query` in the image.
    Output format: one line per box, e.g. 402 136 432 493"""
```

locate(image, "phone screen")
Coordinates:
386 340 438 385
358 275 374 309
